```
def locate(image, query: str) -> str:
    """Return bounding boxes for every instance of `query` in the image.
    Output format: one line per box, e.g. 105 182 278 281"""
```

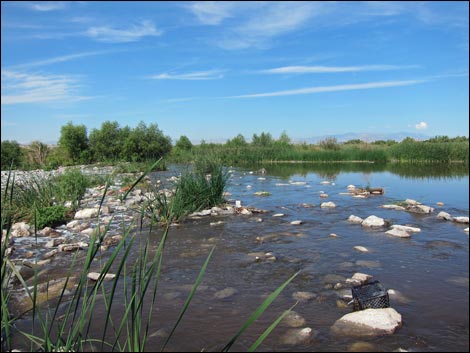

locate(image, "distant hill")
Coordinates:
295 132 431 144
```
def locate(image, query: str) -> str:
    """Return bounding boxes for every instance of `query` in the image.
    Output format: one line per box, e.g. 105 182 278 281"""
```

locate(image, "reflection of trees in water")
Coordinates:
386 162 469 180
236 162 468 180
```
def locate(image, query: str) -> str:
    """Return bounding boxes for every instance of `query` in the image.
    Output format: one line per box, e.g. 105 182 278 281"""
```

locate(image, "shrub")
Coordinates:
53 169 89 210
35 205 68 229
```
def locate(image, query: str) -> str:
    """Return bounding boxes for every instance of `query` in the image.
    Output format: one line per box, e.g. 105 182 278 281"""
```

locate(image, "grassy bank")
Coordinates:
170 139 469 165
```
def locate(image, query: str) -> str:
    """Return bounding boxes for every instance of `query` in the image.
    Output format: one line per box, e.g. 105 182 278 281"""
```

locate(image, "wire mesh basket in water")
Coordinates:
351 280 390 311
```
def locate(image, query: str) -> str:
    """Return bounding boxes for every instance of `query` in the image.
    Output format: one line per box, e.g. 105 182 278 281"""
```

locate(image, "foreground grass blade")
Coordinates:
221 271 299 352
161 246 216 352
247 302 298 352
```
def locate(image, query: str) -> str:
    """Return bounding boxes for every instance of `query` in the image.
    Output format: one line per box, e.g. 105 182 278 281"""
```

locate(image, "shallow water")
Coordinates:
10 163 469 352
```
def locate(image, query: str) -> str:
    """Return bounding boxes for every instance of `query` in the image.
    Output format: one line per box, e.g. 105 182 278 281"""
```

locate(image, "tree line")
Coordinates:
1 120 469 170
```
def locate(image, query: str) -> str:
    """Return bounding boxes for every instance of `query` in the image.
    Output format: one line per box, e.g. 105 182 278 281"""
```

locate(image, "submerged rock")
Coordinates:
292 291 317 302
214 287 238 299
282 311 307 327
280 327 316 345
354 246 369 253
385 228 411 238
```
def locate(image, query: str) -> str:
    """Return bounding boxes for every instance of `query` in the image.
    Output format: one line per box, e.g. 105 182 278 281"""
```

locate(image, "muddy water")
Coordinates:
11 164 469 352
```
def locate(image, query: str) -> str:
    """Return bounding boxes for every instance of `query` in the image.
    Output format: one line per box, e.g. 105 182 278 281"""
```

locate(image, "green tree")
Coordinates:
226 134 247 147
59 122 89 164
276 131 291 146
1 140 22 169
252 132 273 147
122 121 172 162
89 121 129 162
175 135 193 151
343 139 364 145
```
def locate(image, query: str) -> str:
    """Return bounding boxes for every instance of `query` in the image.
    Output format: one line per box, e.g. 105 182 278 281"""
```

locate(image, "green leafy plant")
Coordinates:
35 205 68 230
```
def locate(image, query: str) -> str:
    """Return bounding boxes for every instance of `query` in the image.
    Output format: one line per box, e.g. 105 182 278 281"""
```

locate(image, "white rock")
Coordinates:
289 181 307 185
74 208 99 219
385 228 411 238
214 287 237 299
354 246 369 253
321 202 336 208
453 216 469 224
282 311 307 327
361 215 385 227
404 199 420 205
390 225 421 233
87 272 116 281
406 205 434 214
351 273 373 284
210 221 224 226
348 215 364 224
292 291 317 302
381 204 406 211
67 220 80 228
437 211 453 220
280 327 315 345
331 308 402 337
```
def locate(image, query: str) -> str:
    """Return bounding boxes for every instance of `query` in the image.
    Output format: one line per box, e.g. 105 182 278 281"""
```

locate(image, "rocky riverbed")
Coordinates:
2 164 469 352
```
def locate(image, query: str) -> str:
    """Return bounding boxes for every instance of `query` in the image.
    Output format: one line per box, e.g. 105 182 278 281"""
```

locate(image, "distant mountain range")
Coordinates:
294 132 431 144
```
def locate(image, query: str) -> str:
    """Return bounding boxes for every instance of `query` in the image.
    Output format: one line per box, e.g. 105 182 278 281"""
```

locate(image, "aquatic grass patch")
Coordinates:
144 160 229 224
1 168 109 228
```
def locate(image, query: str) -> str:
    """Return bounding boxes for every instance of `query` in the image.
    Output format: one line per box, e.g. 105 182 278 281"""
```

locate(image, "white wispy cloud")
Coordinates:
27 1 67 11
187 1 239 25
10 50 116 69
415 121 428 130
1 70 91 104
261 64 419 74
229 80 425 99
186 2 324 49
85 20 162 43
149 70 224 80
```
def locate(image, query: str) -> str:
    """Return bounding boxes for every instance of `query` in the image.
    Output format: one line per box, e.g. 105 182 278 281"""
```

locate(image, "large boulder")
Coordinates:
331 308 402 337
361 216 386 227
74 208 100 219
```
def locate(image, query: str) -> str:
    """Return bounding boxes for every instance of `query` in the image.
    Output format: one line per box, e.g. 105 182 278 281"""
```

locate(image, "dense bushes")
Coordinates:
1 125 469 171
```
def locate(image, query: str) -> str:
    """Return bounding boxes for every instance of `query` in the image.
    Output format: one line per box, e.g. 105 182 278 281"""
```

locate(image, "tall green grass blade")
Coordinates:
161 246 216 352
247 302 298 352
221 271 299 352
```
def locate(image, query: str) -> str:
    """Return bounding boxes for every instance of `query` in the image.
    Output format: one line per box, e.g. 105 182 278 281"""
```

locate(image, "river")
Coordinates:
9 163 469 352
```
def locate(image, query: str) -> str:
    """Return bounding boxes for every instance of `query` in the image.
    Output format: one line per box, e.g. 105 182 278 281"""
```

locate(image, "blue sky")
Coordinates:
1 1 469 144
